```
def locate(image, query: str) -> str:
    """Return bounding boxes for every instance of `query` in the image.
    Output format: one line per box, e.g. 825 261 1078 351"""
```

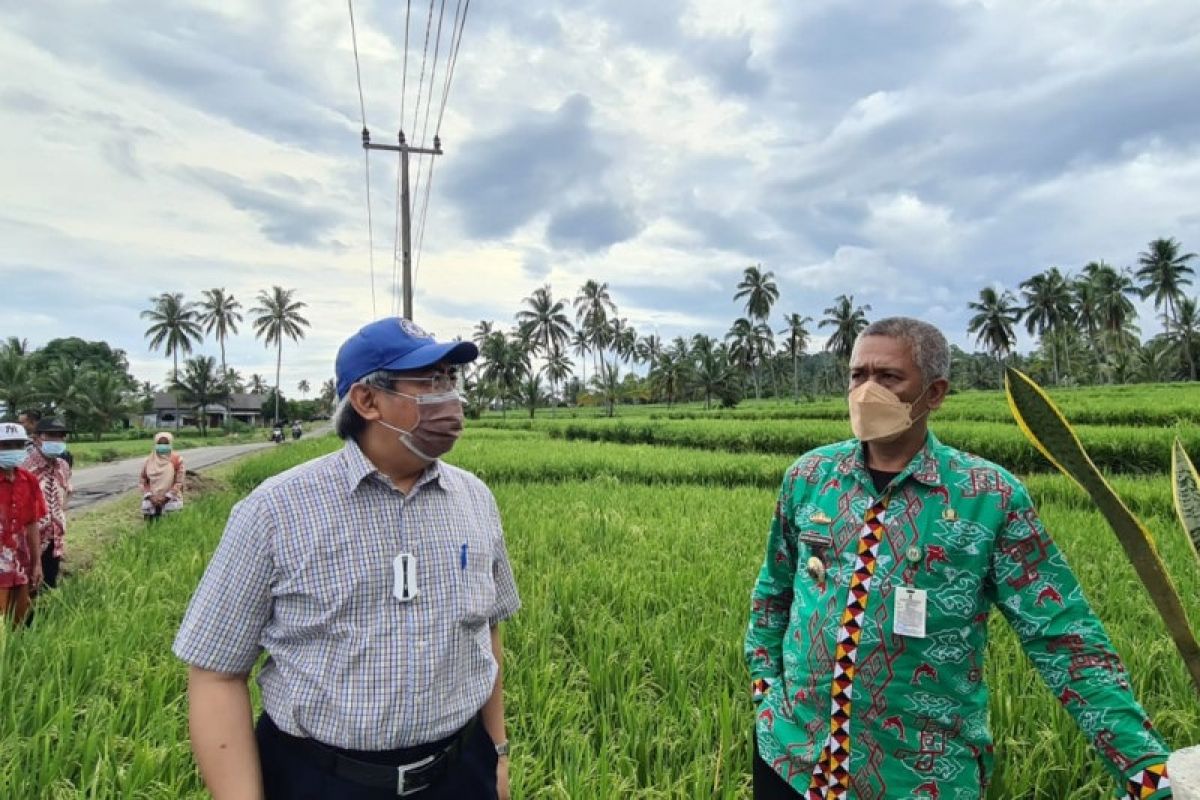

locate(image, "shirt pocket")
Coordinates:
455 535 497 628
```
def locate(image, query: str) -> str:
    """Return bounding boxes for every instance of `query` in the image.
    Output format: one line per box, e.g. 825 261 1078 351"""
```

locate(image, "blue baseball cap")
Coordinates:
335 317 478 398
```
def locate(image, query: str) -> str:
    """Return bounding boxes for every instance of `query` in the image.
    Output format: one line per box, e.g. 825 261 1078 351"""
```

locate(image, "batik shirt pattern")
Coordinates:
745 434 1172 800
24 449 71 559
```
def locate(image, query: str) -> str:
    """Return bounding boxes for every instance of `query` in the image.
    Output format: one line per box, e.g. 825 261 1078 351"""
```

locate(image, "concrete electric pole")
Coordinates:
362 128 442 321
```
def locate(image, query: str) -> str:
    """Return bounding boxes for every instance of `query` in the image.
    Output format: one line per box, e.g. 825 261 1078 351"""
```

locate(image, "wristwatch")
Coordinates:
495 740 510 758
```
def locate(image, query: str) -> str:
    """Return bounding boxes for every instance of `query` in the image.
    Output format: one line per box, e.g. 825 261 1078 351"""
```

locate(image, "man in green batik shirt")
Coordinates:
745 317 1173 800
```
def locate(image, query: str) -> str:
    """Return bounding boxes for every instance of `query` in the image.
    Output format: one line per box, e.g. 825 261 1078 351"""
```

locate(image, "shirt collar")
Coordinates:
339 438 448 496
844 430 945 491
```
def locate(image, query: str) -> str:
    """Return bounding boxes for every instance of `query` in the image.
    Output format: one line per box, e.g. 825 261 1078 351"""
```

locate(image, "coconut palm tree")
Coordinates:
479 332 528 418
141 292 203 429
573 280 618 373
967 286 1020 366
1019 267 1076 383
223 368 245 394
0 347 37 419
694 343 736 410
250 286 311 425
248 373 268 395
647 351 685 406
541 346 574 413
172 355 232 437
37 357 80 422
779 313 813 402
590 363 622 418
516 369 547 420
319 379 337 414
1091 264 1141 359
734 264 780 322
820 294 872 364
297 379 311 398
515 285 574 402
77 369 131 440
197 288 244 375
611 318 638 366
726 317 760 398
635 333 663 373
569 328 591 389
1137 238 1197 379
1162 296 1200 381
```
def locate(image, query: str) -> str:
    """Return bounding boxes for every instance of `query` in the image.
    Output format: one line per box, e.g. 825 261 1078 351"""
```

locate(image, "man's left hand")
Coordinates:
496 756 510 800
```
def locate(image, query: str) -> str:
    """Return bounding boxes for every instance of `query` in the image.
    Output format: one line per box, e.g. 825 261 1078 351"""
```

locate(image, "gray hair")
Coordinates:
855 317 950 384
332 370 402 440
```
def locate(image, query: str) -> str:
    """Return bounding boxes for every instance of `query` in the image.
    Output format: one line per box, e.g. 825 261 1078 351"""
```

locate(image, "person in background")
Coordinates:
140 432 185 522
24 419 73 589
19 409 73 467
0 422 45 626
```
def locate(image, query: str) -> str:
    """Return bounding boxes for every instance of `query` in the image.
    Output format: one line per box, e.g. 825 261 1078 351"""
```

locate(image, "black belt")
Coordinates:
262 713 479 796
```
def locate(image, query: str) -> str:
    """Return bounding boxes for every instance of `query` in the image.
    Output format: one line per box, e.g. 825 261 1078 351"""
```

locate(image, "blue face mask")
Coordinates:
155 444 172 456
41 441 67 458
0 450 25 470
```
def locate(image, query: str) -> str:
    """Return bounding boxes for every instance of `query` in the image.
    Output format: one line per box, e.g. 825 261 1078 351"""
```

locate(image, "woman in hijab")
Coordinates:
140 432 185 522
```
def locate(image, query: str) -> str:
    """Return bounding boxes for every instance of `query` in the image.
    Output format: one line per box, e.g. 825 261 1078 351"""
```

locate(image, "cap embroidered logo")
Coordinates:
397 319 431 339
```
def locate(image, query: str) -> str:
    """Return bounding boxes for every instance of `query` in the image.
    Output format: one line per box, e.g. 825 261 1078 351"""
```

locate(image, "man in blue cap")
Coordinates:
175 317 521 800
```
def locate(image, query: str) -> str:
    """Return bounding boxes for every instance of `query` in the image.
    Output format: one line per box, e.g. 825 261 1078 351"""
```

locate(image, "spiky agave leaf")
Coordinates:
1173 437 1200 563
1005 366 1200 695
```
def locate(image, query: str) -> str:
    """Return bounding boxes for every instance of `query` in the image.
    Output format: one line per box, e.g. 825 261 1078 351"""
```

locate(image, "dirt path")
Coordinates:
68 427 331 513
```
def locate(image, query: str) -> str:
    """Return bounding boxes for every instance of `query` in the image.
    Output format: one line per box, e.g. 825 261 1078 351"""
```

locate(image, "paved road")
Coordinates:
68 426 333 513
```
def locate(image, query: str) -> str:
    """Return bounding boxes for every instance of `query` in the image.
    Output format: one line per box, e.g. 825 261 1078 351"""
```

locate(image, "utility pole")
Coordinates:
362 128 443 320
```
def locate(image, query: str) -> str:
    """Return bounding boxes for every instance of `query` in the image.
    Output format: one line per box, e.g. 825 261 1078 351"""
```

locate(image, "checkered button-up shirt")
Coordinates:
173 439 521 749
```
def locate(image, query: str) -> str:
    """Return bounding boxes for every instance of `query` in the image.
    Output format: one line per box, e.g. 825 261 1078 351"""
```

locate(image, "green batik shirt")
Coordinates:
744 433 1172 800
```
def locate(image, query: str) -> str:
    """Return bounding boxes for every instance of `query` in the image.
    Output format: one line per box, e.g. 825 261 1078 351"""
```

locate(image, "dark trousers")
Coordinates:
256 713 498 800
41 550 60 589
753 732 803 799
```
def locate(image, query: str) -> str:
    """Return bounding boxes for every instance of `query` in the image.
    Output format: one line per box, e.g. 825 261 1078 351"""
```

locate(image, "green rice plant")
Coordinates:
472 417 1200 475
5 411 1198 798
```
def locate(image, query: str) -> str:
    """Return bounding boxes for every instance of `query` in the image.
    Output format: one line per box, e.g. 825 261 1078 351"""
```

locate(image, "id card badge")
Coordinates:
893 587 927 638
393 553 419 603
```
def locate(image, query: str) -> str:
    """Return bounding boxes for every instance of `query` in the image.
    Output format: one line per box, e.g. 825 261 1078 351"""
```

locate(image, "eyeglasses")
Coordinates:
391 373 459 393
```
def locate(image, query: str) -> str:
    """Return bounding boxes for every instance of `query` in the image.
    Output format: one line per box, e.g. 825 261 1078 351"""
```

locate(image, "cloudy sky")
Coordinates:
3 0 1200 391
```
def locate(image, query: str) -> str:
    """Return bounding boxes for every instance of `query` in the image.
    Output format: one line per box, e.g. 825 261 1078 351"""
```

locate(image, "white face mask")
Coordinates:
375 388 465 462
848 381 930 442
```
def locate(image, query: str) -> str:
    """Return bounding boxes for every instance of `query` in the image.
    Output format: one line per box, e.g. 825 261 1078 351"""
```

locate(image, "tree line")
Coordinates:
465 237 1198 417
0 286 329 436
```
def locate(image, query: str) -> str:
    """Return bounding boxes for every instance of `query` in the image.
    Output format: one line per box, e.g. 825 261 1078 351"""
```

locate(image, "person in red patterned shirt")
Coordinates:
23 418 73 589
0 421 46 627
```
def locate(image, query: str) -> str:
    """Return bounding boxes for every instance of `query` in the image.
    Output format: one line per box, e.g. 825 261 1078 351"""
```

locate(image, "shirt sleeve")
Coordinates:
172 457 185 494
173 492 277 674
485 490 521 626
25 472 48 525
986 484 1172 799
744 473 797 689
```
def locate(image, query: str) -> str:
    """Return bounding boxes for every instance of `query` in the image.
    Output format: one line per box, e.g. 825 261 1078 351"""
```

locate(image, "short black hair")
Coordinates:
19 409 42 422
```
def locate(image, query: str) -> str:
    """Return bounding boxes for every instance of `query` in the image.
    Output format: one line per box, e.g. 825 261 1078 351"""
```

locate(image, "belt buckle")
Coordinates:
396 754 436 796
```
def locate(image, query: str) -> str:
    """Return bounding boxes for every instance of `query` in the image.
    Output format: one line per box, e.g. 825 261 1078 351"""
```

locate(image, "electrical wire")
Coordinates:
409 0 448 239
347 0 377 317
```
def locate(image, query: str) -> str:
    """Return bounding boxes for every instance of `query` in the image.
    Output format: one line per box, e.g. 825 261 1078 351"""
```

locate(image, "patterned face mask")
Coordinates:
848 381 930 442
375 388 465 462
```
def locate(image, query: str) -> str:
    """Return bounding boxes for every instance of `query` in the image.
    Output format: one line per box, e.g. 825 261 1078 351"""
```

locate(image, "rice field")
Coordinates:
2 384 1199 798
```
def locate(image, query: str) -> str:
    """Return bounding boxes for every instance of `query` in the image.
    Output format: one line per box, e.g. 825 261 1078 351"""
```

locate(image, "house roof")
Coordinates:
153 392 265 412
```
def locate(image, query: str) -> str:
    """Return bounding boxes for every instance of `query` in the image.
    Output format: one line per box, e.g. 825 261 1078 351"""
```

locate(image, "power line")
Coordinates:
409 0 448 244
415 0 470 277
346 0 376 317
390 0 436 316
435 0 469 137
